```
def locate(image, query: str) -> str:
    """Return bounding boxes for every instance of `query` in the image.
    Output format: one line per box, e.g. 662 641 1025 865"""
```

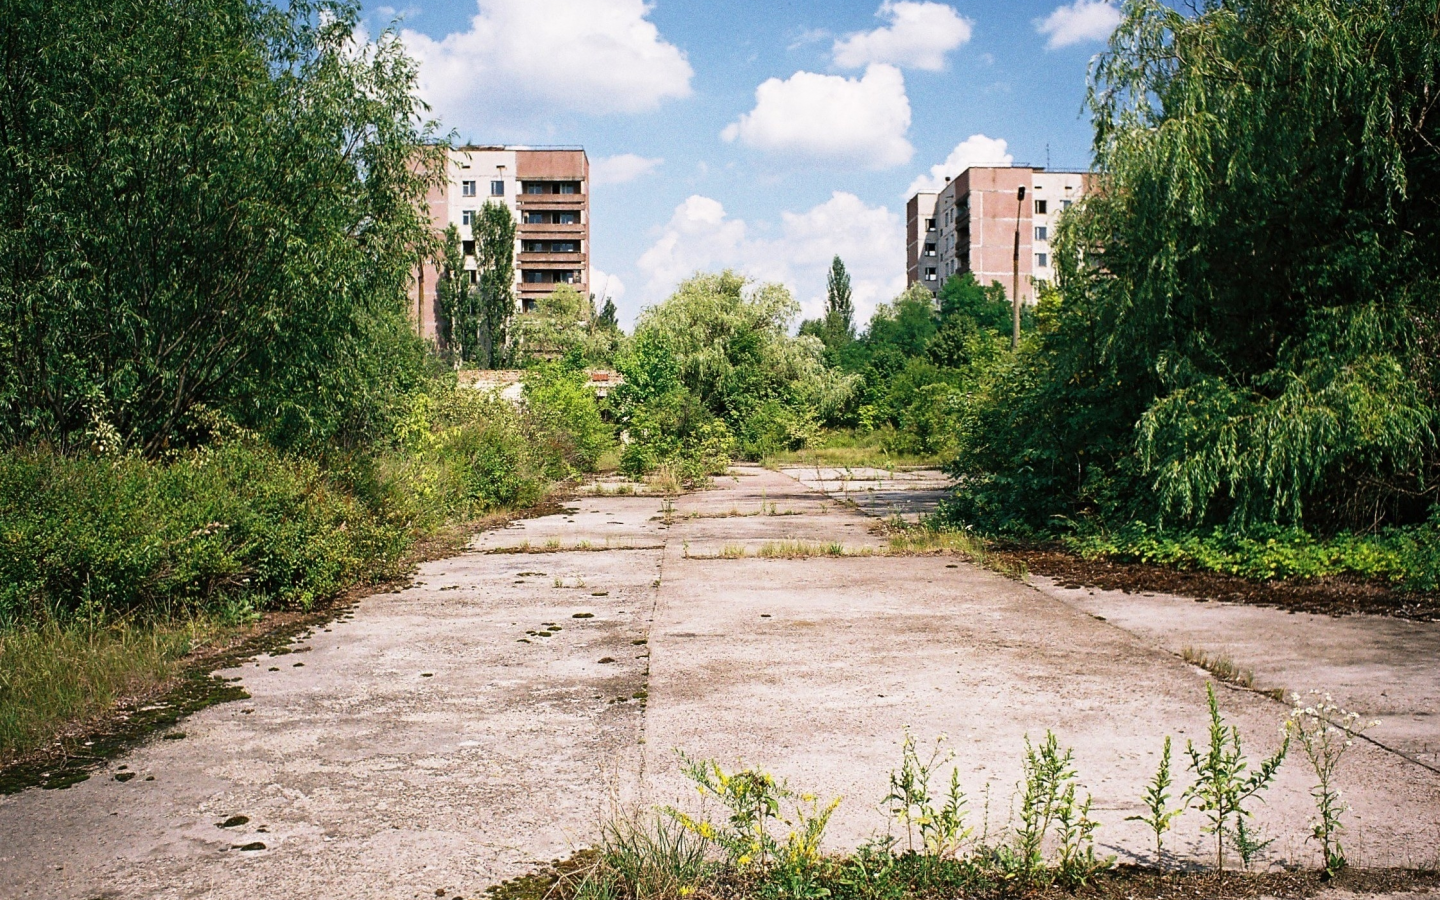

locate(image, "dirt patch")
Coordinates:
488 856 1440 900
1034 866 1440 900
996 547 1440 622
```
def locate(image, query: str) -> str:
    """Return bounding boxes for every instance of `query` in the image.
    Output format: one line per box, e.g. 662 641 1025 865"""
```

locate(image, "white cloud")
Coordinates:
904 134 1013 195
832 1 973 71
635 196 748 296
402 0 692 132
721 65 913 169
636 193 905 325
1035 0 1122 50
590 268 626 303
592 154 663 186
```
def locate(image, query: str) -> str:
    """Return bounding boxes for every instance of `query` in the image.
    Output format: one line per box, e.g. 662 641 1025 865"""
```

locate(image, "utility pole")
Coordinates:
1012 185 1026 351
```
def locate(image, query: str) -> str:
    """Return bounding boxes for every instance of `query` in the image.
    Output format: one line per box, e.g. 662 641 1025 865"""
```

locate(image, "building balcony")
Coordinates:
516 194 586 208
518 221 586 236
519 281 587 298
519 251 586 265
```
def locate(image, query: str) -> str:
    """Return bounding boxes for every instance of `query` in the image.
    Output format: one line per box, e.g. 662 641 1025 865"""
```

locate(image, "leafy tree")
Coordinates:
947 0 1440 534
630 271 857 456
475 200 517 368
597 295 620 332
826 255 855 335
0 0 444 453
864 284 939 360
435 225 478 361
512 285 589 362
938 273 1011 336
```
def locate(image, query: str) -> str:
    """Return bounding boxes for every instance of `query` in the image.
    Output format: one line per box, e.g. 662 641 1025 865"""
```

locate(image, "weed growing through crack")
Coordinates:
756 541 859 558
1286 690 1378 876
1126 735 1187 863
549 689 1382 900
1185 682 1288 872
580 813 711 900
666 752 839 881
1182 647 1255 689
1007 731 1110 886
883 729 971 865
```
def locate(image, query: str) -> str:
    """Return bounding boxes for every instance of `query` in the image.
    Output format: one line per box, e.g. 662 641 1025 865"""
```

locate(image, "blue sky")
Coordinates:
363 0 1122 327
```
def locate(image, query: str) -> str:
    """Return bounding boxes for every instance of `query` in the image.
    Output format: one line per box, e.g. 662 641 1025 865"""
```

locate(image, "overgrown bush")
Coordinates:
0 0 443 454
523 358 612 476
0 442 410 629
611 331 735 481
942 0 1440 553
0 374 604 631
1067 517 1440 593
624 271 858 462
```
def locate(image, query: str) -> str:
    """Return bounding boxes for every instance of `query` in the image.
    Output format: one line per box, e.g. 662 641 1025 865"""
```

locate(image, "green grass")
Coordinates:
761 428 942 469
0 618 213 763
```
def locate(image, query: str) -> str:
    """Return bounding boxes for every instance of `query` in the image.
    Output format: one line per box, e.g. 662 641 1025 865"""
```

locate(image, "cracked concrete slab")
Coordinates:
782 466 952 522
0 546 664 900
3 466 1438 900
1030 576 1440 772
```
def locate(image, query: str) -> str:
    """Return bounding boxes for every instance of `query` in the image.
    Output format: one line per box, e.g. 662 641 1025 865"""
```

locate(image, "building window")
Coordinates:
1062 199 1073 210
1034 226 1048 241
559 182 578 194
491 180 505 196
925 218 936 231
523 270 546 283
524 211 545 224
923 242 936 257
524 183 546 194
558 211 579 224
1036 253 1049 268
462 180 476 197
462 240 475 256
924 267 937 281
462 209 476 226
469 270 478 284
1034 199 1047 214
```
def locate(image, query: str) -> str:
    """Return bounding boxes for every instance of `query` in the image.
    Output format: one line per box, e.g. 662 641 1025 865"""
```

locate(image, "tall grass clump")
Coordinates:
0 619 205 760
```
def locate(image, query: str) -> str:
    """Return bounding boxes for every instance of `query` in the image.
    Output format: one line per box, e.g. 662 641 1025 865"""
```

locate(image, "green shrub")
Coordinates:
1068 517 1440 592
523 359 611 476
0 442 409 627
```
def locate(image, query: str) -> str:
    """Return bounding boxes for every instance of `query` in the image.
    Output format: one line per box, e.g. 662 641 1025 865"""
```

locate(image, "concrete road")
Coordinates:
2 467 1438 899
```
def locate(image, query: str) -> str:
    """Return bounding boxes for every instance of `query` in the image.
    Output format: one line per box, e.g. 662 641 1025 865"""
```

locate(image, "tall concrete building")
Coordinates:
906 166 1089 306
906 191 939 291
412 145 589 344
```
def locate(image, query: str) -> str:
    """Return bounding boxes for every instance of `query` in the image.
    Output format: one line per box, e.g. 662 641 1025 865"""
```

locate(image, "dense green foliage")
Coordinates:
0 375 604 630
511 286 620 366
938 0 1440 576
0 0 617 641
0 0 443 453
812 275 1017 459
618 271 857 469
475 201 519 367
